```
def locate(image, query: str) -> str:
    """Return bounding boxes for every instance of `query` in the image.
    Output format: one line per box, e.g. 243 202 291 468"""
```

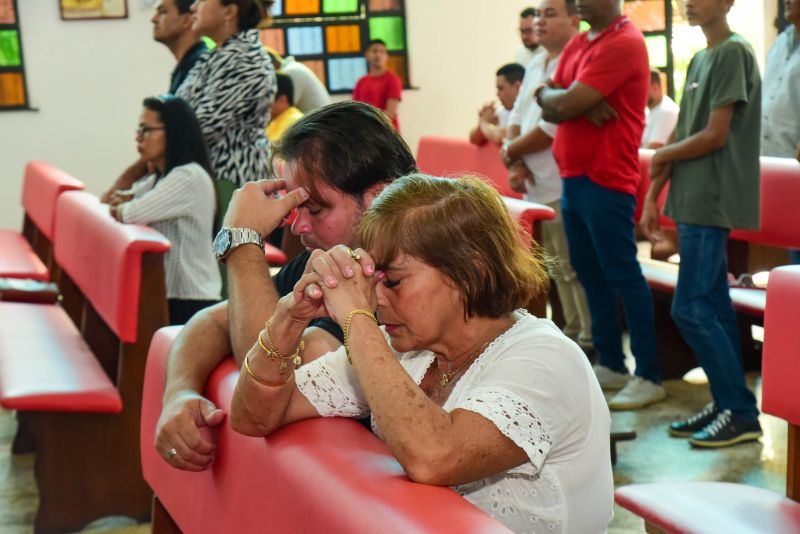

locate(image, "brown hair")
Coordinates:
358 173 549 319
222 0 274 30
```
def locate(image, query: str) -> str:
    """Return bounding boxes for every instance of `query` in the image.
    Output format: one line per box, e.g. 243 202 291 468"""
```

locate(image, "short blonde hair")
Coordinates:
358 173 549 319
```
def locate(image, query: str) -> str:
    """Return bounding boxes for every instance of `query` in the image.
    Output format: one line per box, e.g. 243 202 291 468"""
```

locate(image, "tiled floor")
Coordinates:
0 374 785 533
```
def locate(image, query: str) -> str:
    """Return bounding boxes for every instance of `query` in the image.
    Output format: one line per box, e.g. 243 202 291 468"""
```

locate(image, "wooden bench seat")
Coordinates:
0 190 170 532
614 265 800 534
0 161 83 281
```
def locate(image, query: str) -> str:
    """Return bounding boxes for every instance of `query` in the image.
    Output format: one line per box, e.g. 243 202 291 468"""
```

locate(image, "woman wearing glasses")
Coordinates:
109 95 221 325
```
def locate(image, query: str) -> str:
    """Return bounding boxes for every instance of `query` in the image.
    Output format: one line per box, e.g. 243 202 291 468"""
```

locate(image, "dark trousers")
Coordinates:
168 299 219 326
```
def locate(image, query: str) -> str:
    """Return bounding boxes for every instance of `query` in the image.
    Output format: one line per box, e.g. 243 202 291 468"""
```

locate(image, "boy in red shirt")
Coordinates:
352 39 403 131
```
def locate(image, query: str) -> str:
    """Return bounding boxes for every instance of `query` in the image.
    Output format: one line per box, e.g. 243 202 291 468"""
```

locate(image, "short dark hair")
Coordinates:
221 0 275 31
359 174 549 319
520 7 537 18
275 72 294 106
173 0 194 14
270 101 417 206
142 95 213 178
496 63 525 84
650 69 662 85
565 0 578 15
366 39 387 50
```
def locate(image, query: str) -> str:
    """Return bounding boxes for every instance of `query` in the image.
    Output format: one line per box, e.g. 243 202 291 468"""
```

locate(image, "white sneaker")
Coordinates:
592 364 629 391
608 377 667 411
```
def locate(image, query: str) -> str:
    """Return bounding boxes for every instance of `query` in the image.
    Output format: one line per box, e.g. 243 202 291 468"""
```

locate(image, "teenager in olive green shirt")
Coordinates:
640 0 762 448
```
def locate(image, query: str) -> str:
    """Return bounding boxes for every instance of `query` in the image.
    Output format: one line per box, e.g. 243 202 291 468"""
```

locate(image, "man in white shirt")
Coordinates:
503 0 592 351
469 63 525 146
641 69 679 149
266 48 332 114
515 7 544 69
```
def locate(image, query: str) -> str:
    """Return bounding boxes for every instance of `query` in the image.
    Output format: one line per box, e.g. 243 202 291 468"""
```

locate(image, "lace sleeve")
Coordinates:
295 346 370 418
456 385 553 473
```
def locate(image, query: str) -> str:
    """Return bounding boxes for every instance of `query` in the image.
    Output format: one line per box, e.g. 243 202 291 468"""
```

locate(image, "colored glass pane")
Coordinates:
624 0 666 32
272 0 283 17
369 16 404 50
579 20 590 32
202 36 217 50
261 28 286 56
0 30 20 67
284 0 320 15
287 26 324 55
387 55 407 86
323 0 357 13
300 60 326 86
368 0 401 11
0 72 25 107
0 0 17 24
328 57 367 91
325 25 360 53
645 34 668 68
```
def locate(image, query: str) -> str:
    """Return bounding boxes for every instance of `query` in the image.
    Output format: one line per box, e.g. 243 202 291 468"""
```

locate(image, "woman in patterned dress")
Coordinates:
229 174 614 533
177 0 276 187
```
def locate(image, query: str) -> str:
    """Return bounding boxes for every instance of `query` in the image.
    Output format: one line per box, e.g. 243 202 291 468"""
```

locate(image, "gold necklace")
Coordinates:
437 339 491 388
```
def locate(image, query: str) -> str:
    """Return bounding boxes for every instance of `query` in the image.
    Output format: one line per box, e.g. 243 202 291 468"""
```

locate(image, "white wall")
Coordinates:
0 0 779 230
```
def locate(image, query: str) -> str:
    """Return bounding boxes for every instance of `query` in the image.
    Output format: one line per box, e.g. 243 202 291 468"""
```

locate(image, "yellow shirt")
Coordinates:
266 106 304 143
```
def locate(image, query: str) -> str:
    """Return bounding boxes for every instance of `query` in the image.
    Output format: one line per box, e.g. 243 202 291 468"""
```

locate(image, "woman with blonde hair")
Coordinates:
230 174 613 533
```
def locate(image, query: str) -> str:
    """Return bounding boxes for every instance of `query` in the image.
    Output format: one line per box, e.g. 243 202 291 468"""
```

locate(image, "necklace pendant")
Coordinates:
439 374 449 388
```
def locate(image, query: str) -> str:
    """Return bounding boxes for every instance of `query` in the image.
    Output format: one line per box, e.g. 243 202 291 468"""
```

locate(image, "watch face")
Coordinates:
214 228 232 258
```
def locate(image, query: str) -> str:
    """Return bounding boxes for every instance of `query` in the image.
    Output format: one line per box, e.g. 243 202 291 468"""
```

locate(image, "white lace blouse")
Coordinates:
295 312 613 533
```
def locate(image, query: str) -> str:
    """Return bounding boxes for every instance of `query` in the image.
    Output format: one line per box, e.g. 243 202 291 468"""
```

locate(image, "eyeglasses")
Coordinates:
136 126 165 138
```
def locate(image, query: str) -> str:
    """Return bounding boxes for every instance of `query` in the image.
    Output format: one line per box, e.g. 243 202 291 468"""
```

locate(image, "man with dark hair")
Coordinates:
266 73 303 143
155 101 418 470
152 0 208 94
352 39 403 131
516 7 543 68
469 63 525 145
537 0 665 410
641 69 679 149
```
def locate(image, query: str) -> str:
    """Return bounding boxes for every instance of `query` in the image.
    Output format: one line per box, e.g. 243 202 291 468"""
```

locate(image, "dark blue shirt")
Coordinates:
168 41 209 95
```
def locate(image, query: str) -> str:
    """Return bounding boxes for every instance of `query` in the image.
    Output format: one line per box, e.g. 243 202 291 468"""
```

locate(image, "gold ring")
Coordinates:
346 247 361 261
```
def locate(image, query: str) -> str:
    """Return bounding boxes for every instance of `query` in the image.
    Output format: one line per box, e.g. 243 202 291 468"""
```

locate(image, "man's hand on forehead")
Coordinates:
223 179 310 238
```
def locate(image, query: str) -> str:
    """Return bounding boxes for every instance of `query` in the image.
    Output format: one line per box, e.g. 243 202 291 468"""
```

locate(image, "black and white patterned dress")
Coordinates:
177 30 276 187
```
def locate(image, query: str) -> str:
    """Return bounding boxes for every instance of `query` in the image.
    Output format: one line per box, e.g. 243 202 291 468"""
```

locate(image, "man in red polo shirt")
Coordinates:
536 0 664 410
352 39 403 131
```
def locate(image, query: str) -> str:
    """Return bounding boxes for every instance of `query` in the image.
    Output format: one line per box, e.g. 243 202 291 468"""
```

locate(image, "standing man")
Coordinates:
537 0 665 410
641 0 762 448
102 0 207 202
762 0 800 264
503 0 593 353
152 0 208 94
265 48 331 113
516 7 543 69
641 69 680 149
469 63 525 146
352 39 403 131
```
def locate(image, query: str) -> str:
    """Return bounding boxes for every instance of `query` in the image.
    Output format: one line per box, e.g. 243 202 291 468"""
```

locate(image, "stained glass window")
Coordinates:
624 0 674 97
0 0 28 109
265 0 411 94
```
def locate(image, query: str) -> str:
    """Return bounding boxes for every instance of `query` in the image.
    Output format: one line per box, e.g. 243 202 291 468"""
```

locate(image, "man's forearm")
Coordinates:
506 127 552 159
103 159 149 201
226 246 281 362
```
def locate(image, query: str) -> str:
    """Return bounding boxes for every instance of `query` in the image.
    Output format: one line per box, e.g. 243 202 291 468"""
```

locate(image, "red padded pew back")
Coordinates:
730 157 800 248
761 265 800 426
417 136 522 199
21 161 84 240
53 191 170 343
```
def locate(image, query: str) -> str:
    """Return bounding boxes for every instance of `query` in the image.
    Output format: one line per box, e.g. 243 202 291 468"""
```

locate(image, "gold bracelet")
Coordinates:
258 318 305 373
343 309 378 365
243 352 294 387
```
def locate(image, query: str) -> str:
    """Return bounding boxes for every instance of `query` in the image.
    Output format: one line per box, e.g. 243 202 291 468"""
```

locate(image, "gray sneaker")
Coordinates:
608 376 667 410
592 364 629 391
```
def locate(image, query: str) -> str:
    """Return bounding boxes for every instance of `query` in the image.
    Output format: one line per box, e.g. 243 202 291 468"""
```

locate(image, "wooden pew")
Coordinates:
140 327 511 533
0 161 83 281
614 265 800 533
0 190 170 532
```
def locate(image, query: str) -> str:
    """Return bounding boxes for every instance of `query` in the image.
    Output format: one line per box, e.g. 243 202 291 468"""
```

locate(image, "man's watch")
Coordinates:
213 227 265 262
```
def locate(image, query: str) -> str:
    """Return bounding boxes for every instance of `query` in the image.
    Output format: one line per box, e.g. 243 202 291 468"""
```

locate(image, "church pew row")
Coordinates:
614 265 800 533
0 161 83 281
0 190 170 532
140 327 510 534
636 153 800 377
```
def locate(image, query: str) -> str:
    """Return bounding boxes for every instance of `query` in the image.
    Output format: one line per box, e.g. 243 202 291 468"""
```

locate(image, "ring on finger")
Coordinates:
345 247 361 261
167 447 178 459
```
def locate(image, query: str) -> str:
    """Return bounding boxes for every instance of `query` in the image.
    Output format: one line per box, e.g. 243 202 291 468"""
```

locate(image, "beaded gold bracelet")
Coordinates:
343 309 378 365
257 318 304 373
243 352 294 387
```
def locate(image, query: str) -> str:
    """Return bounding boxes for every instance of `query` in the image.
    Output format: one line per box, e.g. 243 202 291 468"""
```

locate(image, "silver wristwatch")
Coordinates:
213 227 265 263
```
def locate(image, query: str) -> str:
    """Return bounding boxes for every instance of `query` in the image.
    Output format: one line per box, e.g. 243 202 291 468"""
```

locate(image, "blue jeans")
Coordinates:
672 223 758 419
561 176 660 383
